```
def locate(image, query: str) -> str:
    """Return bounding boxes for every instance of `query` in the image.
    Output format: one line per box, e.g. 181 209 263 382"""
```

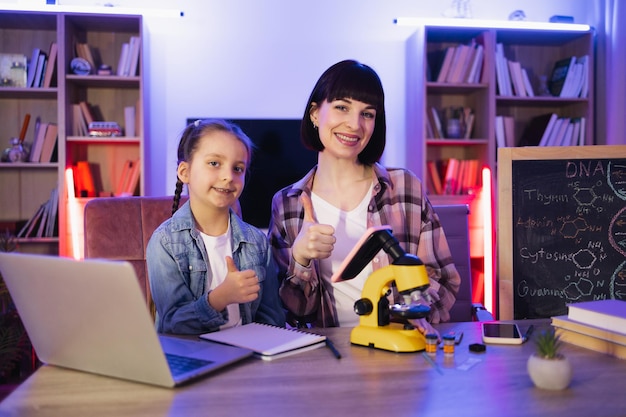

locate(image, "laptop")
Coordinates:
0 252 253 388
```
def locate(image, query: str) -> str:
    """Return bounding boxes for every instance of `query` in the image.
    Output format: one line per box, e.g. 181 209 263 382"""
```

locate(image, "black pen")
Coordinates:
326 337 342 359
523 325 535 343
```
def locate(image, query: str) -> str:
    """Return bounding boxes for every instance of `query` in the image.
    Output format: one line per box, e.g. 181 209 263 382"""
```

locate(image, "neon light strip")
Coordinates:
65 168 81 260
0 4 183 18
394 17 591 32
481 167 494 315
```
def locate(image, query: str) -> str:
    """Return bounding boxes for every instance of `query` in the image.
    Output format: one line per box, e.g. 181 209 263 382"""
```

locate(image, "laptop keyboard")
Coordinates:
166 353 214 376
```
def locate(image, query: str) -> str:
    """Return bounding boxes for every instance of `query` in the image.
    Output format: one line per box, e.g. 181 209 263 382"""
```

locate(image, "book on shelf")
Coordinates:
427 106 444 139
79 101 95 126
502 116 516 147
200 322 327 361
446 43 472 83
578 55 590 98
567 299 626 334
29 122 48 163
75 43 97 73
426 160 443 195
74 161 103 198
545 117 571 147
124 106 136 137
521 68 535 97
116 42 130 76
39 122 58 163
115 159 141 196
33 52 47 88
127 36 141 76
17 203 45 238
548 56 575 97
42 42 57 88
26 48 42 88
435 46 455 83
44 187 58 237
465 43 484 83
507 60 526 97
495 116 506 148
72 104 88 136
552 315 626 360
495 43 513 96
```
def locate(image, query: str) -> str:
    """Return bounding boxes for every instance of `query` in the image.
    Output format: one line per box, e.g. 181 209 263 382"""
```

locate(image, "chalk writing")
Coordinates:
512 158 626 319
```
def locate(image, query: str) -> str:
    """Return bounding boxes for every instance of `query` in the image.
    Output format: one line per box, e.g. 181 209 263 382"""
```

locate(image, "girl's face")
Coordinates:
177 131 248 212
310 97 376 162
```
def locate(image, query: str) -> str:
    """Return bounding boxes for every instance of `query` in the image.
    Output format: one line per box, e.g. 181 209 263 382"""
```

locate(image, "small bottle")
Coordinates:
425 333 438 355
443 334 456 356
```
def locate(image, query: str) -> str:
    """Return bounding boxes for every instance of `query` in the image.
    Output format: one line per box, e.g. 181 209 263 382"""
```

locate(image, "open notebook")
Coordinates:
200 323 327 360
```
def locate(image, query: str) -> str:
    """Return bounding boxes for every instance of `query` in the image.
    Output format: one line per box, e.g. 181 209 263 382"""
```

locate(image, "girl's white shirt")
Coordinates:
201 220 242 329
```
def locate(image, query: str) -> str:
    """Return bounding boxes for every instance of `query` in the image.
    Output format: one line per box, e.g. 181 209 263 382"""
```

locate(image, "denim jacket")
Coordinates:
147 201 285 334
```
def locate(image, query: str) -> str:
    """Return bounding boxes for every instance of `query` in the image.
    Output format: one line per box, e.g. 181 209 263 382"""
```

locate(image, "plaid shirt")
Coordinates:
268 163 460 327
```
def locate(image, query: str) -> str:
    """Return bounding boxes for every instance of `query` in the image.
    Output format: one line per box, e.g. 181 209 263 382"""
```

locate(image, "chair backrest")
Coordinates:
83 196 186 317
432 204 473 322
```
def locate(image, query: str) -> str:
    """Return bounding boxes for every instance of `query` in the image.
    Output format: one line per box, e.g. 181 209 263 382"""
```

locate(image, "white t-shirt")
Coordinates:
312 184 374 327
200 223 242 330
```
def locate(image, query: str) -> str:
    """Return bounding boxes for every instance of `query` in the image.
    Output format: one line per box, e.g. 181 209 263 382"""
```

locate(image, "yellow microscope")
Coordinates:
331 226 431 352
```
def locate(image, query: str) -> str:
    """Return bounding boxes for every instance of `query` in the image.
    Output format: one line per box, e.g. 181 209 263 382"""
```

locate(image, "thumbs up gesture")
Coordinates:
208 256 260 312
292 193 336 267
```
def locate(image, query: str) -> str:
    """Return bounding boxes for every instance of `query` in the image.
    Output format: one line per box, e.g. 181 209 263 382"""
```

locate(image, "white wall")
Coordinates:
141 0 598 196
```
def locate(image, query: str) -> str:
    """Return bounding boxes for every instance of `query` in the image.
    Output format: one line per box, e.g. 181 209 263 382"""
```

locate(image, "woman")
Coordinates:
268 60 460 334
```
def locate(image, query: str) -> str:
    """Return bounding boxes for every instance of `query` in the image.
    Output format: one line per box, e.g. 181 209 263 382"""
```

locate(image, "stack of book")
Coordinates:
552 299 626 359
494 43 535 97
428 38 484 84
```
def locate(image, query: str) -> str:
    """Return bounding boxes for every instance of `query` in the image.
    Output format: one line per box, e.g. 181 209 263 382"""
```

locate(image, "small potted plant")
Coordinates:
527 328 572 390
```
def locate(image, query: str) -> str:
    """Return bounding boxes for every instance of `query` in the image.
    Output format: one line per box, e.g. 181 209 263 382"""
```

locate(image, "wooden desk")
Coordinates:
2 320 626 417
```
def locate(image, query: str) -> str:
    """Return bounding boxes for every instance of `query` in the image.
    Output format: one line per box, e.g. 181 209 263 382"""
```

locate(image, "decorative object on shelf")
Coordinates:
70 57 91 75
442 0 471 19
0 54 27 87
508 10 526 21
1 137 28 162
527 328 572 390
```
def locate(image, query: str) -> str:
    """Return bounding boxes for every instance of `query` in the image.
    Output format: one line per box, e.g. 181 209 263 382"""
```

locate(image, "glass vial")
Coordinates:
425 333 438 355
443 334 456 356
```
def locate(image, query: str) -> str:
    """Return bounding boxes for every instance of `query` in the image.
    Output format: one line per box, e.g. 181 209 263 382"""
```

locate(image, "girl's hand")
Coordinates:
408 318 441 343
208 256 260 311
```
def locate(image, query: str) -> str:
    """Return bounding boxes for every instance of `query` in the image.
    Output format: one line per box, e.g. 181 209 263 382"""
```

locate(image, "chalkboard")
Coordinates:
497 146 626 320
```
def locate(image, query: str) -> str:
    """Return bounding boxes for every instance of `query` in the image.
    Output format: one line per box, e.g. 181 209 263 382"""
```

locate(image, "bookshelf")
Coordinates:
0 11 145 257
405 24 594 308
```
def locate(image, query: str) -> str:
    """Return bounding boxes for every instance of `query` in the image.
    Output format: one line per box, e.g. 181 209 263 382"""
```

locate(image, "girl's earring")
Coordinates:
313 122 318 129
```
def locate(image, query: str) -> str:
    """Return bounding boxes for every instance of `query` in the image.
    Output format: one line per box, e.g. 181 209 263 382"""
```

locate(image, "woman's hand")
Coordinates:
292 193 336 267
408 318 441 342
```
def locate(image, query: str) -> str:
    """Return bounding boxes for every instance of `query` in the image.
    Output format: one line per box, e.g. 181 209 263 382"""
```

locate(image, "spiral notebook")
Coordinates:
200 323 327 361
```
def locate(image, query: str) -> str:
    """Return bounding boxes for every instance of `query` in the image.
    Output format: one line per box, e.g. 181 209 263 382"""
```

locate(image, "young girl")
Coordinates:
147 119 285 334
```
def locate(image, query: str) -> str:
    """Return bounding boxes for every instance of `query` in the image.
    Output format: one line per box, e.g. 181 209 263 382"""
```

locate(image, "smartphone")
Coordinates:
481 322 523 345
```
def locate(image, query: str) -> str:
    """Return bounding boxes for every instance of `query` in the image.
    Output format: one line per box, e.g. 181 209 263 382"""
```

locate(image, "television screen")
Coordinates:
187 118 317 228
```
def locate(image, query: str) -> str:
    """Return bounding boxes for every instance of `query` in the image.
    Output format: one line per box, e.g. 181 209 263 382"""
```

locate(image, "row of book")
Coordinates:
426 106 475 140
29 122 58 163
10 42 59 88
116 36 141 77
428 39 484 84
499 113 587 148
426 158 481 196
548 55 589 98
17 187 58 238
74 37 139 77
495 43 534 97
70 159 140 198
552 299 626 360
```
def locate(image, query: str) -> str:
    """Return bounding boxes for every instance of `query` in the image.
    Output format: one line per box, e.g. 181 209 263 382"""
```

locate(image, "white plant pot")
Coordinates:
527 353 573 390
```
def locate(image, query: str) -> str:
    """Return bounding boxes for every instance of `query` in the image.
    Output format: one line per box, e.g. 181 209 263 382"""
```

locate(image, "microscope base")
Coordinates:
350 323 426 352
